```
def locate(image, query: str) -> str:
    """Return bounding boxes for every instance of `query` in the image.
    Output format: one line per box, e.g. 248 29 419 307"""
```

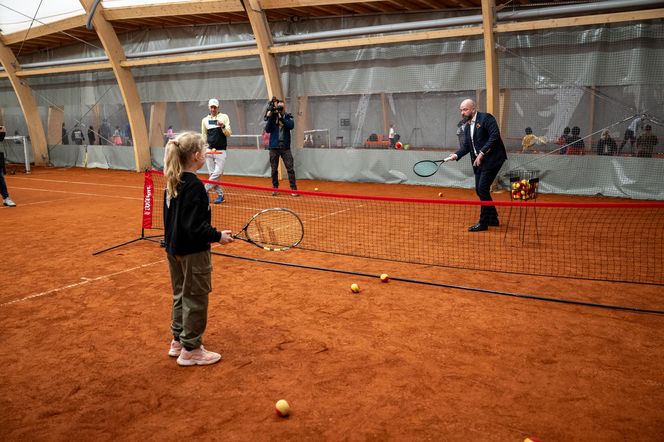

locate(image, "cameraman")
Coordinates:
264 99 298 195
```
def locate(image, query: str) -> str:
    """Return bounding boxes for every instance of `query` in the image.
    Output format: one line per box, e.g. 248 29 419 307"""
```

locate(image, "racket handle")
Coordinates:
220 230 234 244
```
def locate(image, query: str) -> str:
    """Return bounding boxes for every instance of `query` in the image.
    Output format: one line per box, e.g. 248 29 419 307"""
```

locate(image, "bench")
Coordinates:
365 134 391 148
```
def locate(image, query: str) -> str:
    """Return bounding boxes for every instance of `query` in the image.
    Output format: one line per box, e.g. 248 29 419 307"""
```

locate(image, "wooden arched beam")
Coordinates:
242 0 284 100
481 0 499 118
80 0 151 171
0 40 48 165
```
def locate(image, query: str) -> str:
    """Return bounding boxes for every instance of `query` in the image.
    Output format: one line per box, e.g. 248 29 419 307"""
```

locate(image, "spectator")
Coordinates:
100 119 111 145
167 125 174 140
567 126 585 155
71 125 85 145
113 126 123 145
456 119 467 150
595 129 617 156
388 123 396 149
264 130 272 148
521 127 545 153
619 113 646 155
88 125 96 145
0 127 16 207
557 127 570 154
636 125 658 158
61 123 69 144
1 166 16 207
123 123 132 145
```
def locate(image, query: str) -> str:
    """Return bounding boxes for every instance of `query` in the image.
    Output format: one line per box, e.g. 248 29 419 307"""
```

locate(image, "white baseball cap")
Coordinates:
208 98 219 107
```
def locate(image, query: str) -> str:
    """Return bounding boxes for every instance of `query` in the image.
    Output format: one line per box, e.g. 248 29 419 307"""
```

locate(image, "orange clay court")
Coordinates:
0 167 662 440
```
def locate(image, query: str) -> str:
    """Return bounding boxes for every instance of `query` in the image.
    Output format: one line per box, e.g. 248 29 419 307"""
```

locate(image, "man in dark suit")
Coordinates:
445 99 507 232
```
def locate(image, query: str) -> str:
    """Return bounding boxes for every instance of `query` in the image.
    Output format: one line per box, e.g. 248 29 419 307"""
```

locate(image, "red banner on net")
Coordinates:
142 171 154 229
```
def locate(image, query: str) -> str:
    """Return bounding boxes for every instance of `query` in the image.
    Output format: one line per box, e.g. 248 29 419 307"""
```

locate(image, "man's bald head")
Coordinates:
460 99 477 122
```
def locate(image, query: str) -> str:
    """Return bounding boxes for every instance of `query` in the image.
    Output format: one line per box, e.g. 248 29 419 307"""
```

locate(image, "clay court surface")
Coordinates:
1 167 662 441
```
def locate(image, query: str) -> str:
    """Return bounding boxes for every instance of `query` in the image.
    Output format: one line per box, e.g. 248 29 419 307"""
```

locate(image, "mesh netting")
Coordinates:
144 171 664 285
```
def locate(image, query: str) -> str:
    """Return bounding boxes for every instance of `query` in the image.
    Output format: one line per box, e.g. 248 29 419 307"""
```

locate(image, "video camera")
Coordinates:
264 96 284 121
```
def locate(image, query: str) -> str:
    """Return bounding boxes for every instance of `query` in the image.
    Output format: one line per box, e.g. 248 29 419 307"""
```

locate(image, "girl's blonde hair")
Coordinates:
164 131 205 199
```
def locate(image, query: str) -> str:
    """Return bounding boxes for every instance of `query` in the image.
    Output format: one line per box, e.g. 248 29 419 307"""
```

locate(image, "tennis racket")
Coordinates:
234 208 304 251
413 158 450 177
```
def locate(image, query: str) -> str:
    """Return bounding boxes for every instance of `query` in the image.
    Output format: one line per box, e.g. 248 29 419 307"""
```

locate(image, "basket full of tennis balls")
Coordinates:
511 178 538 201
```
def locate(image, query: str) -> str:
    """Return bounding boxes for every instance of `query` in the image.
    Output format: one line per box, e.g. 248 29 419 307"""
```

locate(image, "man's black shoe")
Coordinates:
468 223 488 232
487 220 500 227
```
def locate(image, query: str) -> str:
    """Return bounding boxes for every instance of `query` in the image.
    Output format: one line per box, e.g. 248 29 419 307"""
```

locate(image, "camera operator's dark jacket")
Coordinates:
265 113 295 149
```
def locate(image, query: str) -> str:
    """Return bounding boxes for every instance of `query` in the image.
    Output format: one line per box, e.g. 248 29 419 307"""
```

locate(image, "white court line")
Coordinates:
10 186 142 200
0 196 81 208
8 176 141 189
300 203 366 225
224 203 365 228
0 259 165 307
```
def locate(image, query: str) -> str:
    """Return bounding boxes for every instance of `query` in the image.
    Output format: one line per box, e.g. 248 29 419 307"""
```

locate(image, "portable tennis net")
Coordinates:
141 171 664 285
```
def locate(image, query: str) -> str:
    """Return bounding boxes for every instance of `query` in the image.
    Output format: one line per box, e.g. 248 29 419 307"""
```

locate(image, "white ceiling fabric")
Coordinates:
0 0 191 35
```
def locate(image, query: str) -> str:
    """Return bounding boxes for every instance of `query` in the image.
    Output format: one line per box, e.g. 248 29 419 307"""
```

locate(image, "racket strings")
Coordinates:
413 160 441 177
246 211 303 248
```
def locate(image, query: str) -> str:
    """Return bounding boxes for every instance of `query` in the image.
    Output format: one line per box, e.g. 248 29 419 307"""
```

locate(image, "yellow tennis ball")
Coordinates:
350 283 360 293
438 192 443 197
211 148 217 152
275 399 290 417
314 187 319 191
380 273 389 282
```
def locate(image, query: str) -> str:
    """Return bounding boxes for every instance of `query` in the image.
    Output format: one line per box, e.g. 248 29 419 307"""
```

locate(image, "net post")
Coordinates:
92 170 159 255
22 136 30 173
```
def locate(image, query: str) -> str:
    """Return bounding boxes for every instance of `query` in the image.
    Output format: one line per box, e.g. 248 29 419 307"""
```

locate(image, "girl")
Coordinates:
163 131 233 366
113 126 123 145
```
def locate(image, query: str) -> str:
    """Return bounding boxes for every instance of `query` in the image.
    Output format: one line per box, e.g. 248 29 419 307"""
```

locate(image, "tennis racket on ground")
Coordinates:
413 158 451 177
233 208 304 251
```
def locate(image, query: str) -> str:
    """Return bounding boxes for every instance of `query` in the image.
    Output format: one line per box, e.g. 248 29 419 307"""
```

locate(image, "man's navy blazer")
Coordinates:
455 112 507 170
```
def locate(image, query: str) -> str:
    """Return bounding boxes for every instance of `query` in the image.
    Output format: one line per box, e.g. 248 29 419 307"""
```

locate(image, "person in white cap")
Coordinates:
201 98 232 203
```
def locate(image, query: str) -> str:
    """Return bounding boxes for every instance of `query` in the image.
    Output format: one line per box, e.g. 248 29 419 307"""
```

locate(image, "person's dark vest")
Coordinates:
207 125 227 149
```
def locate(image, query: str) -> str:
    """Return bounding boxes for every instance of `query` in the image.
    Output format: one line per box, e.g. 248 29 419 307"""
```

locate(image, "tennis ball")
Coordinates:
275 399 290 417
380 273 389 283
211 148 217 152
438 192 443 197
314 187 319 191
524 438 541 442
350 283 360 293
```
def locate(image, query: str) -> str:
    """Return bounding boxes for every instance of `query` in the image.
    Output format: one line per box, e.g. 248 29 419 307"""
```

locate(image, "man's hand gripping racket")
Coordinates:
233 208 304 251
413 154 456 177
